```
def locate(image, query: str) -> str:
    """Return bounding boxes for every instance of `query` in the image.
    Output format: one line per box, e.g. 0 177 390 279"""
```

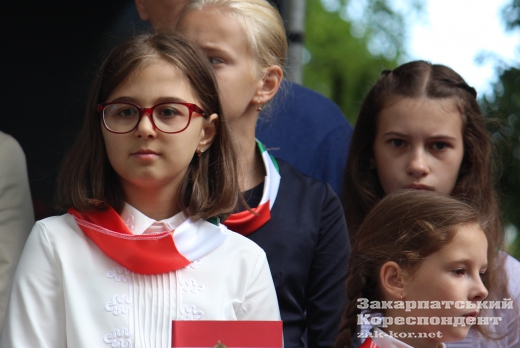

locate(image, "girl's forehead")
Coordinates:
384 96 461 114
430 223 487 264
376 97 464 129
125 60 190 90
127 59 186 83
107 59 197 104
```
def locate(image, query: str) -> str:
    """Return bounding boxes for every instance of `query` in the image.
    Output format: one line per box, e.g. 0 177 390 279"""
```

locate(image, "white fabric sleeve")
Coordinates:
0 222 66 348
0 132 34 331
234 250 281 321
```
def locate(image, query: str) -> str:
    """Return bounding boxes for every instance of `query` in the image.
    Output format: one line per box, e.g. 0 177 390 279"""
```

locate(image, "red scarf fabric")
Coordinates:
69 206 227 274
224 140 280 236
360 337 378 348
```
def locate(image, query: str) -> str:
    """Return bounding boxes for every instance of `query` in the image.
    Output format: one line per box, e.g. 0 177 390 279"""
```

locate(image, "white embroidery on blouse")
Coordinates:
106 266 131 282
106 294 132 315
180 278 205 294
105 266 134 346
179 304 205 320
104 327 133 347
184 259 202 269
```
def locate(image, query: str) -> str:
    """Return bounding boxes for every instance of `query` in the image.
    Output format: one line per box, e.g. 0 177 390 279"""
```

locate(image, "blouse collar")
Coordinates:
120 203 186 235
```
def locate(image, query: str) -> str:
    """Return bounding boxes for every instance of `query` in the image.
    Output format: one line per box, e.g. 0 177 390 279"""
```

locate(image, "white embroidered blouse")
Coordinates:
0 204 280 347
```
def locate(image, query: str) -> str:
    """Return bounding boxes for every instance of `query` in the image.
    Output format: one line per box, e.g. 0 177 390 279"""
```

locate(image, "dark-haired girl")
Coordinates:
341 60 520 347
0 33 279 347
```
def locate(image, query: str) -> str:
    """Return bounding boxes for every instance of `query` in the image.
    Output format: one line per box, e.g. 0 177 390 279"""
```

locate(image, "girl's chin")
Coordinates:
441 326 472 343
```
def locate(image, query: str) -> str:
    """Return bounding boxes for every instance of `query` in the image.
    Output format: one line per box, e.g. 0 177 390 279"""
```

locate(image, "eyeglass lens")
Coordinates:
103 103 191 133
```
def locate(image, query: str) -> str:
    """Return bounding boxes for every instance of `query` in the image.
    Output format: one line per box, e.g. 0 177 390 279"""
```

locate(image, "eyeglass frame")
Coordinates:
98 101 207 134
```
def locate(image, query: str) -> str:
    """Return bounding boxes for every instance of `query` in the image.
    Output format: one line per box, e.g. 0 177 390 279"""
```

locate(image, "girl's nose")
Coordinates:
406 149 430 178
134 112 158 139
470 277 488 302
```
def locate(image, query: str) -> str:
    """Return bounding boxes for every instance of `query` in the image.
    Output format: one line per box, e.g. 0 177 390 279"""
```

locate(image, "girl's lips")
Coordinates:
463 311 479 317
133 149 158 155
405 184 434 191
132 149 159 160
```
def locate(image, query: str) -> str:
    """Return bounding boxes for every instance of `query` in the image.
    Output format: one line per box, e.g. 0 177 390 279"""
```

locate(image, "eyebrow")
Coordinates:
448 258 488 269
199 44 229 57
110 96 189 104
381 131 458 141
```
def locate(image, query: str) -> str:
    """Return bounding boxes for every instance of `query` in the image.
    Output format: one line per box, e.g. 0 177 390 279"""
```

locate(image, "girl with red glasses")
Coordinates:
1 33 279 347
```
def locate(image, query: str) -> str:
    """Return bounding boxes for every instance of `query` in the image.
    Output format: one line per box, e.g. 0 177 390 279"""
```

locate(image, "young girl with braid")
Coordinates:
336 190 490 348
341 60 520 347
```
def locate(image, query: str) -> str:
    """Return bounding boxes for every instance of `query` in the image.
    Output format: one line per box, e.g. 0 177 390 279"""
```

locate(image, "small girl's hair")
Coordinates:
334 190 489 348
343 60 501 249
57 33 240 221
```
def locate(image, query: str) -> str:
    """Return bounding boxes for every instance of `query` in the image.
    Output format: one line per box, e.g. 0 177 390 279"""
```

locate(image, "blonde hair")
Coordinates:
184 0 287 73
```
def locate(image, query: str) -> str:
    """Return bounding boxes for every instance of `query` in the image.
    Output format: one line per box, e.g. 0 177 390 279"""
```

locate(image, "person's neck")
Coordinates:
122 182 180 221
229 111 266 192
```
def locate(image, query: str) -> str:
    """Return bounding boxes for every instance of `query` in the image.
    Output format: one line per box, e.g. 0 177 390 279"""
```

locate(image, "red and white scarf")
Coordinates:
224 140 281 236
69 207 227 274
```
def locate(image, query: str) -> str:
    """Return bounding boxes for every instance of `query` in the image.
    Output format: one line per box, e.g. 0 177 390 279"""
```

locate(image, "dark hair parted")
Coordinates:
343 60 502 249
57 33 240 220
335 190 490 348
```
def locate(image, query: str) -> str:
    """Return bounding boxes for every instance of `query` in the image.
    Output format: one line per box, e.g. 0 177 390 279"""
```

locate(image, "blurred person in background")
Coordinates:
0 131 34 331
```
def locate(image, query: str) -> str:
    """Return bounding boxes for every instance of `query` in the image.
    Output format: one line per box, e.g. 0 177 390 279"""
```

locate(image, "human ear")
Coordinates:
198 113 219 152
135 0 149 21
380 261 407 300
255 65 283 105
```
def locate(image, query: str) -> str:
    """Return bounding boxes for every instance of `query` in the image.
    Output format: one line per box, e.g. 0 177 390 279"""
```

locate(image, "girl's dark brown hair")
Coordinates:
335 190 490 348
57 33 240 221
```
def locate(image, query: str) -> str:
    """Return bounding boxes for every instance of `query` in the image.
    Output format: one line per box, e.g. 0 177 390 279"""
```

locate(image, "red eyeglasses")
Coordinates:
98 101 206 134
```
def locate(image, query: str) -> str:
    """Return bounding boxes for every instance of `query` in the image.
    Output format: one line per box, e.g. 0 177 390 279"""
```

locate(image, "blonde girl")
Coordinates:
177 1 350 346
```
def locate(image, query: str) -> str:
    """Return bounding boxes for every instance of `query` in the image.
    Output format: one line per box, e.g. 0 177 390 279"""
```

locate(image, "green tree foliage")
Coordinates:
479 0 520 258
481 69 520 260
303 0 422 123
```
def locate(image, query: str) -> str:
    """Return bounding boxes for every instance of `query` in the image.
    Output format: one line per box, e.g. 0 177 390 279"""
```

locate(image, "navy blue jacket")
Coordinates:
248 159 350 348
256 81 353 196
